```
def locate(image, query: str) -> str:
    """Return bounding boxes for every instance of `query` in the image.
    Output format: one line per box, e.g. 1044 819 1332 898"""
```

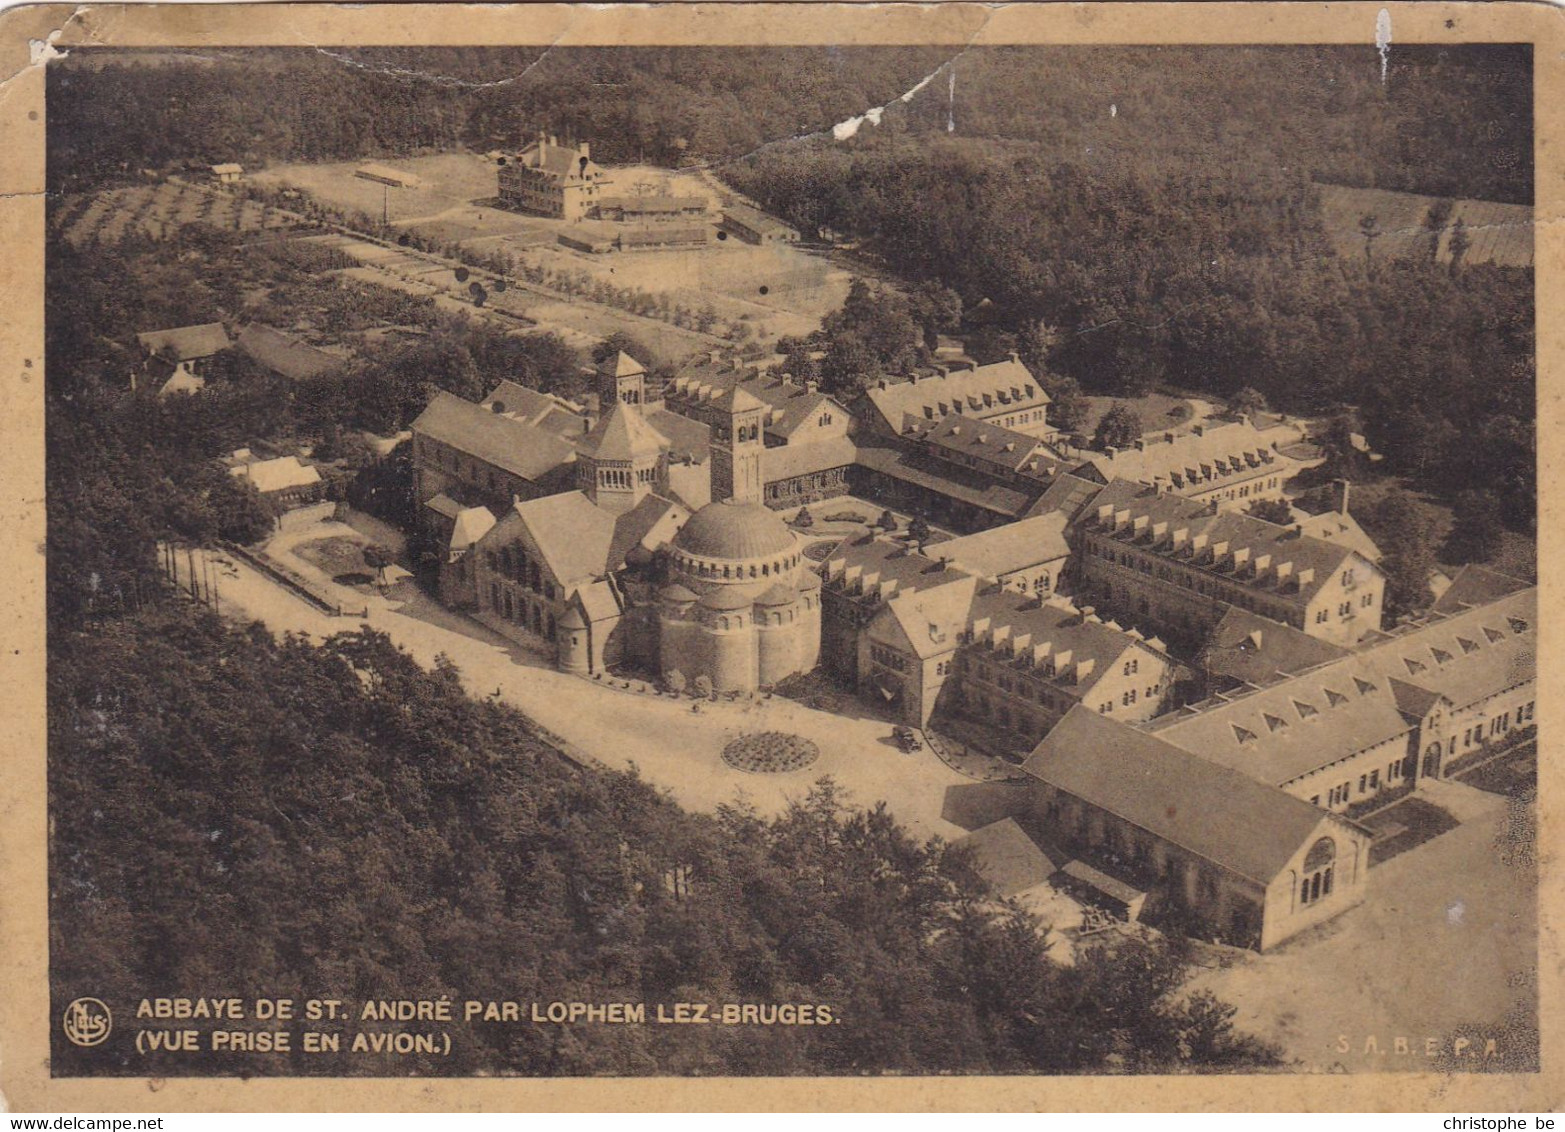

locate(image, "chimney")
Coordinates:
1134 439 1146 452
1104 445 1118 459
1193 423 1206 437
580 141 590 159
1334 478 1351 515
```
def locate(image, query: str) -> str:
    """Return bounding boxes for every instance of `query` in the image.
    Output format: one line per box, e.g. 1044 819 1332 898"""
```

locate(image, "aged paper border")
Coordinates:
0 1 1558 1112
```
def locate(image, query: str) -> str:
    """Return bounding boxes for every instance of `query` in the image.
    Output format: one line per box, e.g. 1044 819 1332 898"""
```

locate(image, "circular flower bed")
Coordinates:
722 731 820 774
803 541 835 562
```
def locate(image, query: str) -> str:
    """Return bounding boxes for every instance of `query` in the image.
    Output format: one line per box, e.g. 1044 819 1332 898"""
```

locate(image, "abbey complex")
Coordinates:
411 347 1536 951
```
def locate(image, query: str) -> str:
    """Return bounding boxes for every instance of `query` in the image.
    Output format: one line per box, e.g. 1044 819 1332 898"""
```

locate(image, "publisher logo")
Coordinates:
62 998 112 1047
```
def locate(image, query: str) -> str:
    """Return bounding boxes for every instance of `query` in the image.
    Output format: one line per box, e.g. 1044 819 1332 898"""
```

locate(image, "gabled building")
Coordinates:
235 323 340 383
1147 564 1536 812
1023 707 1373 950
925 512 1071 598
821 533 1174 731
1069 416 1308 510
902 413 1069 488
858 357 1055 441
136 322 232 395
660 357 858 510
498 135 611 222
1075 479 1386 649
410 391 579 525
719 202 799 245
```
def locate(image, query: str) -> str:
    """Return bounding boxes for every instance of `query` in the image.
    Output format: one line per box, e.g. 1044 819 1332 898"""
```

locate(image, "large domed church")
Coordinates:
655 386 821 691
442 354 821 693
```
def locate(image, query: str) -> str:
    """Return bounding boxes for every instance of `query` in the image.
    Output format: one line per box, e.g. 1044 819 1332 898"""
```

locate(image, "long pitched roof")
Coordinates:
235 323 339 382
762 436 859 483
509 491 619 585
1351 585 1536 712
137 323 230 361
929 512 1070 580
1075 417 1302 491
962 590 1165 695
1085 479 1367 606
1146 657 1415 787
1200 607 1353 689
1155 579 1536 787
481 380 588 441
862 358 1050 435
665 362 852 443
1024 707 1340 884
854 445 1035 518
907 413 1067 478
411 391 577 484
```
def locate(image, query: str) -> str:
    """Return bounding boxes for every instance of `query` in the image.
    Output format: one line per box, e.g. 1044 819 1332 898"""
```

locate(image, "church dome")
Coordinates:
673 498 795 562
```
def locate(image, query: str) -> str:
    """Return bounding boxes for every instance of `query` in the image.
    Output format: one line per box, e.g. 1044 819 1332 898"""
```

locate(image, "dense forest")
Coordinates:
47 47 954 193
50 610 1279 1076
49 46 1531 203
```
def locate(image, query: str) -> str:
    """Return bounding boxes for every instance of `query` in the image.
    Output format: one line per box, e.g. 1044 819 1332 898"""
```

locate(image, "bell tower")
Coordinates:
712 387 765 505
596 351 646 415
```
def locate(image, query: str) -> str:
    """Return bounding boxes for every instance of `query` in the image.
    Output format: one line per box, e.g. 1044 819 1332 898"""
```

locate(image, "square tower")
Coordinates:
711 386 766 505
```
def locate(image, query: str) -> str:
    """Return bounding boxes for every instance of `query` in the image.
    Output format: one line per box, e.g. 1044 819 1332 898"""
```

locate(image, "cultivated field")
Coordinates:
51 181 297 247
1315 182 1534 269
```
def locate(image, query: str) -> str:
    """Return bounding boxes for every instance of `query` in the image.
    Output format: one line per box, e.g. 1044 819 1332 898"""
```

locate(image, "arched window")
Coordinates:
1299 838 1336 907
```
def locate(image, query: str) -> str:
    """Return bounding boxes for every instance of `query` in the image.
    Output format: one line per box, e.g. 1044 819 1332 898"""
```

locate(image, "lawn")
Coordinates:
291 535 373 585
1366 796 1461 866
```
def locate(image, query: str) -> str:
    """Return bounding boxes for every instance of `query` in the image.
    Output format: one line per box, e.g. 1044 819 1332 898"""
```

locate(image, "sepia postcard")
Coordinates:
0 0 1559 1113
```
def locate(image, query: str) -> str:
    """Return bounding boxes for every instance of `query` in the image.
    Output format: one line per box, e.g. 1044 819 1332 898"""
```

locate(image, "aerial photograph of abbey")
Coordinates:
43 40 1537 1078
